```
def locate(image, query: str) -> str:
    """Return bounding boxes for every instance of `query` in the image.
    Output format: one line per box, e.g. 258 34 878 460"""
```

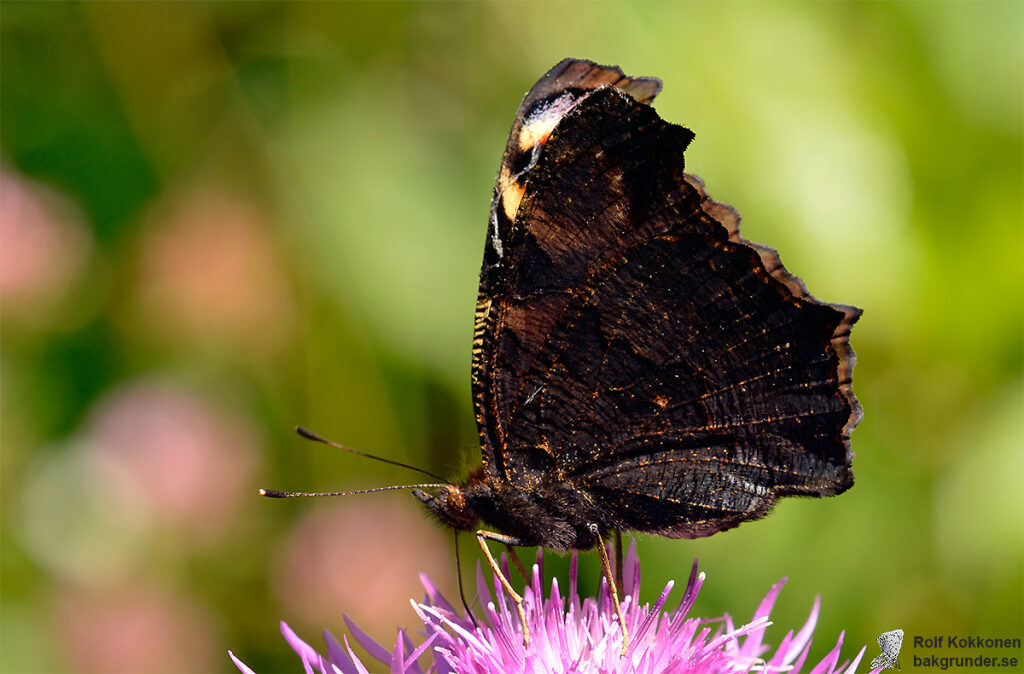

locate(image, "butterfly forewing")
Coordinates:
475 60 663 480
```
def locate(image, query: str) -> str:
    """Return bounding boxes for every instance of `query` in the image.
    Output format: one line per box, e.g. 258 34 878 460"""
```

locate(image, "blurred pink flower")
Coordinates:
0 168 91 322
56 581 218 674
132 185 295 352
89 380 259 541
236 542 874 674
273 500 456 642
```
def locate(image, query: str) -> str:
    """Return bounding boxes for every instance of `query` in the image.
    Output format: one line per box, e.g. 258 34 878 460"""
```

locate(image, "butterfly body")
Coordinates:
413 59 862 556
415 469 611 551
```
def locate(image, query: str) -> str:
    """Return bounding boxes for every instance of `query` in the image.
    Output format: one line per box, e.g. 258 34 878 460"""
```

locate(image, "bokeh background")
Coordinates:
2 2 1021 673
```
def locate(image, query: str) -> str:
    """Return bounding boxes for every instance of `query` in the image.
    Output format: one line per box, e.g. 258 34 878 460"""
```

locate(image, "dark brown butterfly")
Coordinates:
266 58 862 651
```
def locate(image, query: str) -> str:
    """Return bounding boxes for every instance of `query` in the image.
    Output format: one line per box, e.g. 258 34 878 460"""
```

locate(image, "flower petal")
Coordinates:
840 645 868 674
404 631 438 672
623 539 641 599
323 630 361 674
281 622 320 674
808 630 845 674
243 551 862 674
343 614 392 665
342 635 373 674
228 650 258 674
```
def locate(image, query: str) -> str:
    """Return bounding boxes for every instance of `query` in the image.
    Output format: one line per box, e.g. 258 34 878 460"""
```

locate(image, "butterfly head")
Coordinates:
413 484 479 531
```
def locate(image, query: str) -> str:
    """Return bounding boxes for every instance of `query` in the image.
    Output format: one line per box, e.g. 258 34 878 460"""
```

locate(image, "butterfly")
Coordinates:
871 629 904 671
415 57 861 648
266 58 862 652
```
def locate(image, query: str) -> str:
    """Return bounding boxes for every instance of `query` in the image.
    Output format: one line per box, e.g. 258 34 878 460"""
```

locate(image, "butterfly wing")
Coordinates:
879 629 904 655
472 63 860 539
480 59 660 279
871 629 904 670
475 59 661 473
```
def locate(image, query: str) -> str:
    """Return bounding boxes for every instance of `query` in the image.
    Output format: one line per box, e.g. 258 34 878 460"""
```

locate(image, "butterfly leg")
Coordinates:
476 530 531 646
590 524 630 655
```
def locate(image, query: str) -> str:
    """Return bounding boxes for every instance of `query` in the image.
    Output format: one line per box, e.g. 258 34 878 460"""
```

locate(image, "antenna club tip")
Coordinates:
295 426 324 442
259 488 285 498
291 425 447 482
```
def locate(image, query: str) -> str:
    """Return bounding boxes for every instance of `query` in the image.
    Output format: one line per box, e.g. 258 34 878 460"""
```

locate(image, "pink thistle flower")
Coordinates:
230 542 875 674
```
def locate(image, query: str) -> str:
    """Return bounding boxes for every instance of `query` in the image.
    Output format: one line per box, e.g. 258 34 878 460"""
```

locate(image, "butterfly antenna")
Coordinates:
295 426 448 482
259 483 447 498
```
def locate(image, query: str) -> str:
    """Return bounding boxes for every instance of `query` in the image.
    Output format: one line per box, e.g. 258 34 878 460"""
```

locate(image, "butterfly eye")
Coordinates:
446 488 466 511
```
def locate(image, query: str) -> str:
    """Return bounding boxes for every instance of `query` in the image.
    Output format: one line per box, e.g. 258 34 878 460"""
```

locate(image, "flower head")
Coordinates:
231 542 874 674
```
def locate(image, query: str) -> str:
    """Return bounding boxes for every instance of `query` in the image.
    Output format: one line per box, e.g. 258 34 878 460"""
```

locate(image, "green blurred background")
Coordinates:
2 2 1021 672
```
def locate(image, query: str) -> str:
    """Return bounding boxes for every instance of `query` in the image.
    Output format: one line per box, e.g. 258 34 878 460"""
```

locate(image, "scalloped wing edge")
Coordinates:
683 172 863 460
